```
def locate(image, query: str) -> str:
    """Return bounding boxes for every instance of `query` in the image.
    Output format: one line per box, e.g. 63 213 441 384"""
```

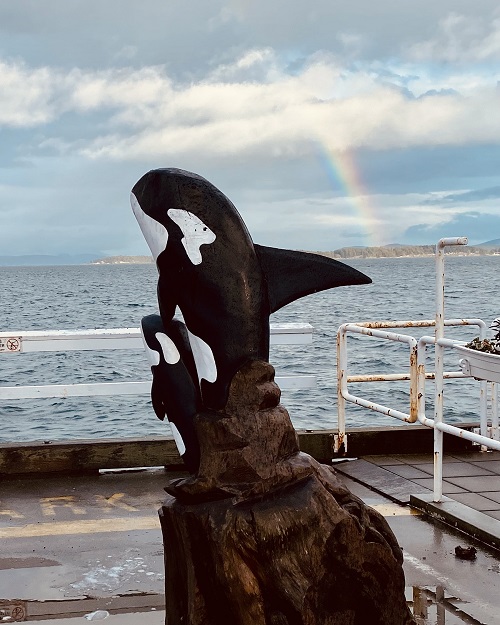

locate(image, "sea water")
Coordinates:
0 255 498 442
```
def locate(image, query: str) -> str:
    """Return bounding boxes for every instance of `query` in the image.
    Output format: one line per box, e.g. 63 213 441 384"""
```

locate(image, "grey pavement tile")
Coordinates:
338 475 380 500
409 478 467 494
447 492 500 511
362 455 405 466
406 462 496 477
391 454 434 464
446 475 500 492
449 451 500 462
483 510 500 521
383 465 432 479
480 491 500 505
404 463 434 475
469 460 500 474
406 481 432 494
395 454 457 465
441 462 493 477
334 459 428 504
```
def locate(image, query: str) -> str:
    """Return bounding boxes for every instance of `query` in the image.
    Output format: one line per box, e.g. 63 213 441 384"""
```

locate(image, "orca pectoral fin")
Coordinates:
255 244 372 313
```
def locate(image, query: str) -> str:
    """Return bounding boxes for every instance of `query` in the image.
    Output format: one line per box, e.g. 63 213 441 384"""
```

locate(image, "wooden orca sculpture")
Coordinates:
132 168 371 471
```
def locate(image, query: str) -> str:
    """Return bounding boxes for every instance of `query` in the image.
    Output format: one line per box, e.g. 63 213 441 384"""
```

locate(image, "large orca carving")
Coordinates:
132 168 371 471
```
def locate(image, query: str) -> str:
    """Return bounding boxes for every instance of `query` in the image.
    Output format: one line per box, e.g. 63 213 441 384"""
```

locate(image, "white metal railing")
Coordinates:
416 334 500 499
337 237 500 503
336 319 487 450
0 323 315 400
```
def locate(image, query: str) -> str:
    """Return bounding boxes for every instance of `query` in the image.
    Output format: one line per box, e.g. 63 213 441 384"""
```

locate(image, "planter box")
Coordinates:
455 345 500 383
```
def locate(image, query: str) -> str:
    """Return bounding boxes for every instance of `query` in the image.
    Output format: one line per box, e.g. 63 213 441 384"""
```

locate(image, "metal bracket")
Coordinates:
459 358 471 376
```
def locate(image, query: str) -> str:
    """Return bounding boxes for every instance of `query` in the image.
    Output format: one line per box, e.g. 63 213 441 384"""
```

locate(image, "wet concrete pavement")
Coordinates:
336 450 500 553
1 467 500 623
339 477 500 624
0 469 171 621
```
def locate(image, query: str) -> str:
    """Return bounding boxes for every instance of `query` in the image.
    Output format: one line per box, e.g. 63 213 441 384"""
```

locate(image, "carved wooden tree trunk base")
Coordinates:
159 361 415 625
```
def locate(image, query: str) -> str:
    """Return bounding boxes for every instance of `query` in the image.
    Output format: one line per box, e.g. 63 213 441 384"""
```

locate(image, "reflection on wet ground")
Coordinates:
410 586 488 624
0 588 491 623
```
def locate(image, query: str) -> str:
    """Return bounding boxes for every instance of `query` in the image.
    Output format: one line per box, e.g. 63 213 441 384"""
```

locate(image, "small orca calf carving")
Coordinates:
132 168 371 472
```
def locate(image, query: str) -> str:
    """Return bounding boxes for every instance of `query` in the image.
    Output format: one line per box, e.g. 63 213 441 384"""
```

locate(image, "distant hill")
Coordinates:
0 254 99 266
477 239 500 248
328 244 500 259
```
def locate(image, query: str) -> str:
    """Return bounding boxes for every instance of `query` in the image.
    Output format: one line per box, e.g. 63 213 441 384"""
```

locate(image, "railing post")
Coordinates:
492 383 499 442
409 341 419 423
336 326 347 454
434 237 467 502
479 320 488 450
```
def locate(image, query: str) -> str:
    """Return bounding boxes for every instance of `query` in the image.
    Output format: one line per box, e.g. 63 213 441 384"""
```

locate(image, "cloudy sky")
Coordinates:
1 0 500 257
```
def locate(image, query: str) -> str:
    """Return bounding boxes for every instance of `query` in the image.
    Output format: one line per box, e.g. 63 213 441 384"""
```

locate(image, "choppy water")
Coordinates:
0 255 498 442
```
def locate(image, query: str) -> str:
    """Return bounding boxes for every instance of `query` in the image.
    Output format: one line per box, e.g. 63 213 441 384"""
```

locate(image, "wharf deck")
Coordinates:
1 454 500 623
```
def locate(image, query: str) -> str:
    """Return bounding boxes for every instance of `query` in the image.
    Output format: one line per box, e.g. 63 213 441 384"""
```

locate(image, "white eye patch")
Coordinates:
155 332 180 364
131 192 169 260
167 209 216 265
141 332 160 367
140 329 180 366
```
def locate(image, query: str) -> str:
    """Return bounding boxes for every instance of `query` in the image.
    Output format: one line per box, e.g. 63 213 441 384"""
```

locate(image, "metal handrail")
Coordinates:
0 323 316 400
336 237 500 503
336 319 486 452
417 335 500 499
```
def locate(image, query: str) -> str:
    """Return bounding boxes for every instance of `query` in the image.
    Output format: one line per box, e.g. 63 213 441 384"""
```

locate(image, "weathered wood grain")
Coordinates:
159 361 415 624
0 423 477 476
0 436 180 475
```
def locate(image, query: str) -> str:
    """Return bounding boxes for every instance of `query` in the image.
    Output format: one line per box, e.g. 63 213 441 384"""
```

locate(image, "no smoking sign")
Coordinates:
0 336 22 352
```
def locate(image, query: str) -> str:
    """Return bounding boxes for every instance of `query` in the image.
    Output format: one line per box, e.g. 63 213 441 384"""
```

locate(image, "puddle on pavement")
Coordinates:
408 586 489 624
62 553 164 596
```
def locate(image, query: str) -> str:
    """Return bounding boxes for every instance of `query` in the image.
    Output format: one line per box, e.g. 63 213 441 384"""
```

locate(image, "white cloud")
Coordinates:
0 60 171 126
0 60 57 126
2 51 500 164
80 81 500 161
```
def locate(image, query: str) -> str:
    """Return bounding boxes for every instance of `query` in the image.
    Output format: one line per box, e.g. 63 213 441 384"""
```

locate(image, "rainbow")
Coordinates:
316 145 383 248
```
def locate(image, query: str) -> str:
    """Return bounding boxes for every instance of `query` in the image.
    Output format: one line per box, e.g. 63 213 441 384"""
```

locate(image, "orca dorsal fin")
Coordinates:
254 245 372 313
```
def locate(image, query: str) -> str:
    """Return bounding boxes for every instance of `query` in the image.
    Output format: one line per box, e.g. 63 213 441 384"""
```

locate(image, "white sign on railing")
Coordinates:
0 337 22 353
0 324 313 353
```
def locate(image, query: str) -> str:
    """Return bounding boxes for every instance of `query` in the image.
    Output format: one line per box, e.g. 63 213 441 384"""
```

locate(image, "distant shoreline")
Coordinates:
90 255 153 265
70 248 500 264
91 245 500 264
89 250 500 264
1 246 498 267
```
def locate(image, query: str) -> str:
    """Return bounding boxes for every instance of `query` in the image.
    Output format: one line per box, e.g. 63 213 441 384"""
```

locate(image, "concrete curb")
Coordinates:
410 493 500 551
